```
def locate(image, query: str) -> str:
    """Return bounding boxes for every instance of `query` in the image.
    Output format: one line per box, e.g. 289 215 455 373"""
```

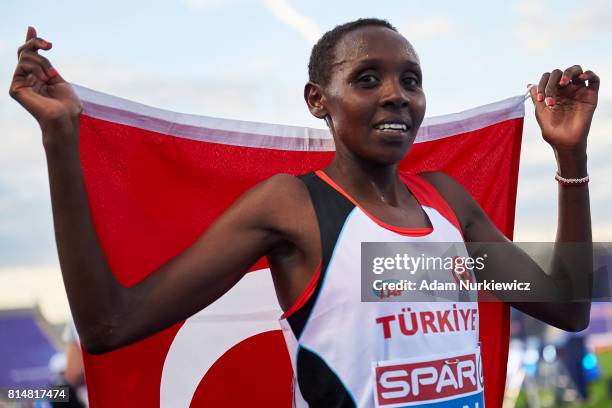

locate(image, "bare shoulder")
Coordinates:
231 173 315 235
247 173 311 211
418 171 467 197
258 173 310 193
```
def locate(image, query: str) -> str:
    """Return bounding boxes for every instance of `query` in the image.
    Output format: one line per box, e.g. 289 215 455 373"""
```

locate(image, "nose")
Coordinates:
380 78 410 109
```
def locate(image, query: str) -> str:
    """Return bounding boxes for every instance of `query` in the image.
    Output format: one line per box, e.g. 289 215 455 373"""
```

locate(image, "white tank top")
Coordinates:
280 171 484 408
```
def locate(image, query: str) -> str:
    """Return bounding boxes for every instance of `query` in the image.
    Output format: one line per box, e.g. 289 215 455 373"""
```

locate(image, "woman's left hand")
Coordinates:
529 65 599 152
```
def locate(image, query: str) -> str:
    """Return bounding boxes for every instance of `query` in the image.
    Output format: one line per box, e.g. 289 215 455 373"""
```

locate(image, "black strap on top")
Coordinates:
287 172 355 339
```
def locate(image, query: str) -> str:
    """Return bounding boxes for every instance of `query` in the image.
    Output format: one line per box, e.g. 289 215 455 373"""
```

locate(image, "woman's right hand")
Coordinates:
9 26 82 143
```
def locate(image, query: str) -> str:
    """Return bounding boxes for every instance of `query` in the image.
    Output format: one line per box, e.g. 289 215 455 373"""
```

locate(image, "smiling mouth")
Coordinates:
373 123 409 132
372 122 412 141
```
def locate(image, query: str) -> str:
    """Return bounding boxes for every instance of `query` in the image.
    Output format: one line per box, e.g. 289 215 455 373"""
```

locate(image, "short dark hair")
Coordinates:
308 18 398 87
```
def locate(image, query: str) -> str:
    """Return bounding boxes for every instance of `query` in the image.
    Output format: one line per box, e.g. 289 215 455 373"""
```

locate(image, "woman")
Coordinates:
10 18 598 407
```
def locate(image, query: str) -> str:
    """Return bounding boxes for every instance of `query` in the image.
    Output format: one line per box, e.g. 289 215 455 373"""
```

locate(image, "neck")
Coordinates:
325 151 404 206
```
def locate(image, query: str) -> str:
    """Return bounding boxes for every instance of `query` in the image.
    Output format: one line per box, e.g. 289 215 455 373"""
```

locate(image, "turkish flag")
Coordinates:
74 84 524 408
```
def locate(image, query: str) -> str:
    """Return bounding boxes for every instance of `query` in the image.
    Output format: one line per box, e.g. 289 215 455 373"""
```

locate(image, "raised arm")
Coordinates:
423 65 598 331
9 27 304 354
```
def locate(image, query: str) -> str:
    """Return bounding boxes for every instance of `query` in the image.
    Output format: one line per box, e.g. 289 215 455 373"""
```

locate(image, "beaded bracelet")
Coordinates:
555 172 589 186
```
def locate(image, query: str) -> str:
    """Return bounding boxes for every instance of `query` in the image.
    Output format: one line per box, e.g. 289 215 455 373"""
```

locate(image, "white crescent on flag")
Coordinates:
160 269 281 408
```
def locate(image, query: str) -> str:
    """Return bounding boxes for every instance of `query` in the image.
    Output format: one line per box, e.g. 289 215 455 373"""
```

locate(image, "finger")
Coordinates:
17 62 49 83
26 26 37 42
17 37 52 60
560 65 583 87
45 65 64 85
579 70 600 92
25 73 38 88
528 84 545 115
527 83 538 105
544 69 562 106
19 52 56 79
537 72 549 103
18 61 64 87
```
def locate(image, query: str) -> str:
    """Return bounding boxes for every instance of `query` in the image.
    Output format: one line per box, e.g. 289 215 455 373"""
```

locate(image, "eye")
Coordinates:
357 74 379 86
403 76 419 88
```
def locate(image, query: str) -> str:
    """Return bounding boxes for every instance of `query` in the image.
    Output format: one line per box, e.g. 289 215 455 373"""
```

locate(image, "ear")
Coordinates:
304 82 329 120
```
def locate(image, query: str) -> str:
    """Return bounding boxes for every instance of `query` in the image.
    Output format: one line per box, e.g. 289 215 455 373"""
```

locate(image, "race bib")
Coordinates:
374 347 484 408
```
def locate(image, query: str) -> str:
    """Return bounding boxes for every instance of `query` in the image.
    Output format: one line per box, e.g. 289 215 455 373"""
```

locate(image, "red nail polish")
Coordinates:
49 67 57 77
559 76 567 86
537 93 544 102
545 97 555 106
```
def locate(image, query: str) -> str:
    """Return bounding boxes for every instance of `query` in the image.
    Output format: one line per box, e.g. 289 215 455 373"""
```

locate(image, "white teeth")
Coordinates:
375 123 407 131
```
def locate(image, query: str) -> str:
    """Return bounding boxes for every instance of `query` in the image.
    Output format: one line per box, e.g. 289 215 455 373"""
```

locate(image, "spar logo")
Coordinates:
375 351 481 406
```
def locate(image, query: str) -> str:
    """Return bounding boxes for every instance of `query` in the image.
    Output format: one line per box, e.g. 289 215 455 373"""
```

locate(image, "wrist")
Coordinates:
41 116 80 152
553 147 588 178
42 130 80 159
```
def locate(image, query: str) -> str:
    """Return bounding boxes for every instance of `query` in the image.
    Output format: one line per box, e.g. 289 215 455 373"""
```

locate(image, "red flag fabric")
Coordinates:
74 84 524 408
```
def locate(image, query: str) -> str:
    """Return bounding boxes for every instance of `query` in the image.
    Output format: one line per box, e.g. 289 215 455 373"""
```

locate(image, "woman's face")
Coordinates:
321 26 426 165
